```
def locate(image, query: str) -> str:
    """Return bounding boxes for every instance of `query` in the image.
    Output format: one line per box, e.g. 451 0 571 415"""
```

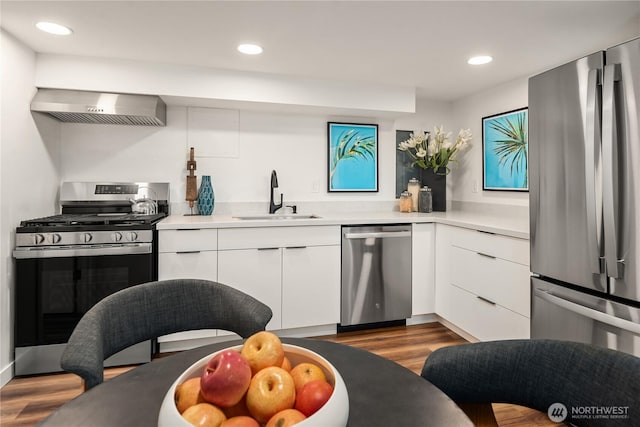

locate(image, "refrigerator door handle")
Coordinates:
584 68 603 274
534 288 640 335
602 63 624 278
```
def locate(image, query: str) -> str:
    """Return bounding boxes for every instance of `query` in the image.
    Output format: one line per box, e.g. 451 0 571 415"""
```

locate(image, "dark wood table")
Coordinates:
39 337 472 426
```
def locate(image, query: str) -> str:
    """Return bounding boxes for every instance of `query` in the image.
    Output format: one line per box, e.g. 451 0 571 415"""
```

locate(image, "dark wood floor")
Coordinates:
0 322 553 426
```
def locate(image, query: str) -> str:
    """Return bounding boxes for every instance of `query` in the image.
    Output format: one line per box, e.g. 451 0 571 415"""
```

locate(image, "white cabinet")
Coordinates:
435 224 530 341
282 245 341 329
411 223 435 315
218 248 282 330
157 228 219 347
158 229 218 280
218 226 341 331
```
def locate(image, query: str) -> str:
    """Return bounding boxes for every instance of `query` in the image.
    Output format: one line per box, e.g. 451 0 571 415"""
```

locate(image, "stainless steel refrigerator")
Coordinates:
529 37 640 357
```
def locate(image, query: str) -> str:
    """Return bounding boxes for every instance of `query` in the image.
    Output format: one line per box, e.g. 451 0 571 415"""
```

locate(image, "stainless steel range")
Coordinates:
13 182 169 376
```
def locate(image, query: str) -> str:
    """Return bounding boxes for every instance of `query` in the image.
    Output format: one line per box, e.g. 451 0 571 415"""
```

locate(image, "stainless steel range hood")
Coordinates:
30 88 166 126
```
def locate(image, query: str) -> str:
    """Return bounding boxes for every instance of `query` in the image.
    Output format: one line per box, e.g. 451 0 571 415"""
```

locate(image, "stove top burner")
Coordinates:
19 213 167 228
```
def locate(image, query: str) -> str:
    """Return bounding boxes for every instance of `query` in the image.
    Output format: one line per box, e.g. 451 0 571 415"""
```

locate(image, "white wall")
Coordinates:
0 30 61 387
450 76 530 206
59 104 454 213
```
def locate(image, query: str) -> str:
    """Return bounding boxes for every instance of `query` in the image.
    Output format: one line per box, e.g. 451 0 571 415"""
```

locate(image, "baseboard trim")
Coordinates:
406 313 438 325
1 361 14 388
436 316 479 343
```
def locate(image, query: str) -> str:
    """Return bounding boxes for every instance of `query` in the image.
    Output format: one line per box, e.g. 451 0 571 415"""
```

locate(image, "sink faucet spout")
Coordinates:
269 170 283 214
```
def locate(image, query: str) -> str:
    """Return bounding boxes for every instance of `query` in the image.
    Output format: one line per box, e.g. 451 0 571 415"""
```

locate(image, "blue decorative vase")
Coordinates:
197 175 214 215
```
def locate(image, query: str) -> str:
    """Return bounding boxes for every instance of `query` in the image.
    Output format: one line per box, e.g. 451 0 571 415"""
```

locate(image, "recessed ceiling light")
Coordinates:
237 44 263 55
467 55 493 65
36 21 73 36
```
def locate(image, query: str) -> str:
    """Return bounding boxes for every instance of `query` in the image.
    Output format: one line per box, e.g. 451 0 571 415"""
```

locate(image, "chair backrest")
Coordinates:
61 279 272 390
421 339 640 426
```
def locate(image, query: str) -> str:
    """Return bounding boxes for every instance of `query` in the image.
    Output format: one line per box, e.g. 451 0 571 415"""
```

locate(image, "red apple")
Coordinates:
265 408 306 427
294 380 333 417
290 362 326 394
245 366 296 423
200 350 252 407
181 403 227 427
241 331 285 375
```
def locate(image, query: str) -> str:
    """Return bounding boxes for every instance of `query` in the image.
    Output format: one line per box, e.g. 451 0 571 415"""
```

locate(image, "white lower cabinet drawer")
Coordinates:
158 251 218 281
447 283 530 341
449 226 529 266
450 246 531 316
159 229 217 253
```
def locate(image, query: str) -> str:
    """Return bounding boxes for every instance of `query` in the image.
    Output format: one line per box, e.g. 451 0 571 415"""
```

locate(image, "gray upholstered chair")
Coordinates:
61 279 272 390
421 339 640 426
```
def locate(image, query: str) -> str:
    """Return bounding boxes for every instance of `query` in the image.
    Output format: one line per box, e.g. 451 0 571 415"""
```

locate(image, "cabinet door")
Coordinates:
158 251 218 281
434 224 454 319
412 223 435 315
218 248 282 330
157 251 219 346
282 245 341 329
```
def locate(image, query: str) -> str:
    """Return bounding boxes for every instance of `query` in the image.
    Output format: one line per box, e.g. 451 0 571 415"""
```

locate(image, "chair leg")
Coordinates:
458 403 499 427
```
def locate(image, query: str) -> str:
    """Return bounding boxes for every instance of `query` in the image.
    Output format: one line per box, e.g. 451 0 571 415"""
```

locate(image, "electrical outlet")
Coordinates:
472 179 479 193
312 181 319 193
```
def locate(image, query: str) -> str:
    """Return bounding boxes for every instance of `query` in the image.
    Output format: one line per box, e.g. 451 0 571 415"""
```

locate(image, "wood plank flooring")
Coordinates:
0 322 554 426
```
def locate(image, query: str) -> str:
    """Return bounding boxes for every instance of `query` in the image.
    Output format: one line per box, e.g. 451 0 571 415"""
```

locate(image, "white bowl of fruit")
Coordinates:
158 331 349 427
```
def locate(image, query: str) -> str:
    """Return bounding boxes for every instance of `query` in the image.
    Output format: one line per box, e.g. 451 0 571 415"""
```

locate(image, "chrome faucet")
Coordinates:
269 170 283 214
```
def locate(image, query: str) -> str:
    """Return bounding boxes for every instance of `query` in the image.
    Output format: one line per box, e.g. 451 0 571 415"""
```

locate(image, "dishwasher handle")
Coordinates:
344 230 411 239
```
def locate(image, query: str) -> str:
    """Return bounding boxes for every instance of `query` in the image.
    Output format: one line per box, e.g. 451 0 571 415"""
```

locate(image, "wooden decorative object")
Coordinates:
186 147 198 210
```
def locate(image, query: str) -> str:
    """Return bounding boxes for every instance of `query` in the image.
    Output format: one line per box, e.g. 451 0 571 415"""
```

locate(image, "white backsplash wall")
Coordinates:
59 106 436 214
450 76 530 207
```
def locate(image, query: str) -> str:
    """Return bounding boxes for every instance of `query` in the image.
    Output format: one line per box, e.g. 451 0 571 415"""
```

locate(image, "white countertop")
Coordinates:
157 204 529 239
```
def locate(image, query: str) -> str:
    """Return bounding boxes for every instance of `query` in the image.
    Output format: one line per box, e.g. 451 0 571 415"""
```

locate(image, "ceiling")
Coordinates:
2 1 639 102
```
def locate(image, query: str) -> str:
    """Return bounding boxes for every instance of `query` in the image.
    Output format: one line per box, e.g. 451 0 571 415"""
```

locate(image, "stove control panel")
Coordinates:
16 230 153 247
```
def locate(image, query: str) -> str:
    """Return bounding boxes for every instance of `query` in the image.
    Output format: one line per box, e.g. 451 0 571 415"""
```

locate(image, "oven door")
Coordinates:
14 244 156 375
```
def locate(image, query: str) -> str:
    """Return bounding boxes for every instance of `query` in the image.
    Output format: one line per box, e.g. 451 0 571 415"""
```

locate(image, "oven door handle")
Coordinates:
13 243 152 259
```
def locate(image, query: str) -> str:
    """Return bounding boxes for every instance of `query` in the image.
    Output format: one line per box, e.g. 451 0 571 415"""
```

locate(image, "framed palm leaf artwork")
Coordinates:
328 122 378 192
482 108 528 191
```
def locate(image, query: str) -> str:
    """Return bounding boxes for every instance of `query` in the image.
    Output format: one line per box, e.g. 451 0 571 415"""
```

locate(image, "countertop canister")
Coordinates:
399 191 413 213
418 186 433 213
407 178 420 212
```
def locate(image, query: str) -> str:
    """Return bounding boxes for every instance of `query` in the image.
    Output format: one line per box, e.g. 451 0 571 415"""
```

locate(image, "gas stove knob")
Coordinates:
111 232 123 242
127 232 138 242
82 233 93 243
34 234 45 245
48 233 62 244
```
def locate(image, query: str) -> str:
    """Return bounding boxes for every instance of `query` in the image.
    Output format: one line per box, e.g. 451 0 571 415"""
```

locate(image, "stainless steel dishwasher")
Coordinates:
340 224 412 327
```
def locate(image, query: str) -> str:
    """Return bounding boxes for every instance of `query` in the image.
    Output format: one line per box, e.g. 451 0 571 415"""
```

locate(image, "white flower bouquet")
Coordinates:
398 126 472 175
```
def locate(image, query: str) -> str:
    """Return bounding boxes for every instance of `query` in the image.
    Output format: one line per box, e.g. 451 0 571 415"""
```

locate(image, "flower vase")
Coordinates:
420 169 446 211
197 175 215 215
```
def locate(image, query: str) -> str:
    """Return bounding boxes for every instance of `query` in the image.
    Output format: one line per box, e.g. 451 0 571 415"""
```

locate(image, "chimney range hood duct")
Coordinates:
30 88 166 126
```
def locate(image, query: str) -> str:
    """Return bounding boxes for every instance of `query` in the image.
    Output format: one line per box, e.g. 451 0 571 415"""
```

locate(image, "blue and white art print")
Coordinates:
328 122 378 192
482 108 529 191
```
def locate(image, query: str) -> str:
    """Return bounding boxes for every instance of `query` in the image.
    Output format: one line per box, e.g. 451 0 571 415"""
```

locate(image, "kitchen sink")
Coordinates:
233 214 321 220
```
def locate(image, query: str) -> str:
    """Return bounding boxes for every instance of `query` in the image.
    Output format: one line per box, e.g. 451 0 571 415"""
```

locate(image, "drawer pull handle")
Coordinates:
285 246 307 250
477 295 496 305
257 247 279 251
176 250 201 254
176 229 201 231
477 230 496 235
476 252 496 259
